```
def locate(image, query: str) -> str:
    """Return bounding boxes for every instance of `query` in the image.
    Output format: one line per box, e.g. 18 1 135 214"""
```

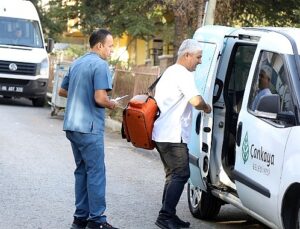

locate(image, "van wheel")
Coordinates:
285 198 300 229
187 182 222 220
32 97 45 107
297 202 300 229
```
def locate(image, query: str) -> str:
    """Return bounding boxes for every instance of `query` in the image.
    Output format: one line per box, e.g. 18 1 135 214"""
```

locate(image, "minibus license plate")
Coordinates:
0 85 23 92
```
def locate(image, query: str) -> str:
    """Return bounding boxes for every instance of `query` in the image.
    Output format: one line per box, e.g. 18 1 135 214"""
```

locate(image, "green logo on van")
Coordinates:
242 132 249 164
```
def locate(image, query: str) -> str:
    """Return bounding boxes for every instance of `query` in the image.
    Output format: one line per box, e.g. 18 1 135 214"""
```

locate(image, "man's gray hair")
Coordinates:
177 39 202 58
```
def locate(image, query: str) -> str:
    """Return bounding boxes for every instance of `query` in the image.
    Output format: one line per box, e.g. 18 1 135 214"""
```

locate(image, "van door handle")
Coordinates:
236 122 243 146
202 143 208 153
213 78 223 104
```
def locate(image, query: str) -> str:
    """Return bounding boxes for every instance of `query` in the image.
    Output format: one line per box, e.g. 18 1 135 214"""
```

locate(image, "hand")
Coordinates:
203 104 211 114
110 99 120 109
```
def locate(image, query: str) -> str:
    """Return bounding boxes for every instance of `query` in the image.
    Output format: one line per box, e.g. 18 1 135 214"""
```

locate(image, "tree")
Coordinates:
35 0 300 61
36 0 165 41
215 0 300 27
30 0 69 40
80 0 164 40
76 0 110 36
163 0 206 56
34 0 206 59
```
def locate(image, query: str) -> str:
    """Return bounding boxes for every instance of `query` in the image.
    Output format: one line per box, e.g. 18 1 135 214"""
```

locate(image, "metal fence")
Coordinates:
109 66 160 121
111 66 160 106
46 57 160 120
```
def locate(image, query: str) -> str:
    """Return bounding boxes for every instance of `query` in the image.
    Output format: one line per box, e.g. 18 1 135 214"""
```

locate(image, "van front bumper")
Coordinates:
0 78 48 99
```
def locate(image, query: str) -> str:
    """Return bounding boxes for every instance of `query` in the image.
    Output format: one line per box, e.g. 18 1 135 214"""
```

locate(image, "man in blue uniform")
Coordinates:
59 29 118 229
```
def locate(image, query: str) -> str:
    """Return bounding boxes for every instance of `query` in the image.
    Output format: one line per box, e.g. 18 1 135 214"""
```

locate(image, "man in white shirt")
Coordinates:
251 64 272 111
152 39 211 229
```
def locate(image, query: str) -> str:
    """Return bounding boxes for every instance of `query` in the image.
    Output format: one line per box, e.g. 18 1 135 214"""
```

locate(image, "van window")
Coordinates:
227 45 256 113
194 42 217 94
248 51 294 118
221 44 256 169
0 17 43 48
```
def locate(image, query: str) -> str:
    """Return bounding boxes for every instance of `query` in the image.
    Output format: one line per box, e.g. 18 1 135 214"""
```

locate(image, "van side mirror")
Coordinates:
46 38 54 53
256 94 280 113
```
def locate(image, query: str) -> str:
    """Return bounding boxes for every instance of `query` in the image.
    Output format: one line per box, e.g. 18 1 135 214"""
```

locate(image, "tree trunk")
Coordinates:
171 0 206 59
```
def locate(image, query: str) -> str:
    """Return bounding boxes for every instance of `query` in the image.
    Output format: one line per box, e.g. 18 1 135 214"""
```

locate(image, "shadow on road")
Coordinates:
212 218 269 228
203 207 270 229
0 97 33 107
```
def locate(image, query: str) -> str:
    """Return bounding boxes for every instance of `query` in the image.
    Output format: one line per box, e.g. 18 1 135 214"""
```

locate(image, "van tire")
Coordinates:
187 182 222 220
32 97 45 107
295 200 300 229
284 197 300 229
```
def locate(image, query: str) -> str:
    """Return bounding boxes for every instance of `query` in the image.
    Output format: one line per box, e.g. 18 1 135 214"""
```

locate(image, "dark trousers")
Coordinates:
155 142 190 219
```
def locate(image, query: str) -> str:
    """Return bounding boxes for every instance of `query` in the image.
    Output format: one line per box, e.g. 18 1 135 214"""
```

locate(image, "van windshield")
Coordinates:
0 17 43 48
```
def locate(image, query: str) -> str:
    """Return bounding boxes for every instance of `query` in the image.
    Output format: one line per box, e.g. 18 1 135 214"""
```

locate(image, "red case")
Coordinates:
122 95 159 150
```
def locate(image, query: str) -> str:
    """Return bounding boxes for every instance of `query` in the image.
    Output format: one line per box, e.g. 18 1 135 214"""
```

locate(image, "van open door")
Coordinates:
188 26 237 219
188 26 237 191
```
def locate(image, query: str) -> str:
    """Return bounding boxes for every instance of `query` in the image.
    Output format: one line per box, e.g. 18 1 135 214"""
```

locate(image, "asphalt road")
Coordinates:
0 97 267 229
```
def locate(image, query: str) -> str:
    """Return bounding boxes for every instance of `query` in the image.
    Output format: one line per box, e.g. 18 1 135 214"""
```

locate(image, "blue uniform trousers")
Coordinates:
66 131 107 223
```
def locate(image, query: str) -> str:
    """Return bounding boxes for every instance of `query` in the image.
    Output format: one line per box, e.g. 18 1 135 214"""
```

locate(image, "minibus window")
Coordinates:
0 17 43 48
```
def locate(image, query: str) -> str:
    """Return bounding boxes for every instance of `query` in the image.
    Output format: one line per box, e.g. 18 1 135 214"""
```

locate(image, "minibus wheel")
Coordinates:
32 97 45 107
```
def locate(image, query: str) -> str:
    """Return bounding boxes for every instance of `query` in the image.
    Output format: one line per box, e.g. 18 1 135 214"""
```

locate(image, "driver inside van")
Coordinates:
12 27 26 45
251 64 272 110
15 28 22 39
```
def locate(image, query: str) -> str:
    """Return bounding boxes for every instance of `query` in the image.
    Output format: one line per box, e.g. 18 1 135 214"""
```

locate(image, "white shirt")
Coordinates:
152 64 200 143
251 88 272 110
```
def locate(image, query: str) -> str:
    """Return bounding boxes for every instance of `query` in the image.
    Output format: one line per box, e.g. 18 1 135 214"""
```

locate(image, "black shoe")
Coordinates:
86 221 119 229
173 215 190 228
155 218 180 229
70 217 88 229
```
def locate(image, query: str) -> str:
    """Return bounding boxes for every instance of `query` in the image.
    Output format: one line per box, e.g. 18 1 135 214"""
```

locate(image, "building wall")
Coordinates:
136 39 147 65
112 35 148 66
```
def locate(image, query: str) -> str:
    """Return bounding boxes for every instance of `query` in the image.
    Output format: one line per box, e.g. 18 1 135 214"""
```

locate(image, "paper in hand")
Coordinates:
114 95 129 101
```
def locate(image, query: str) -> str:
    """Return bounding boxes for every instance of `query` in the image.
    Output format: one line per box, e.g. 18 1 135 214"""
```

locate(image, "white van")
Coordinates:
0 0 53 106
188 25 300 229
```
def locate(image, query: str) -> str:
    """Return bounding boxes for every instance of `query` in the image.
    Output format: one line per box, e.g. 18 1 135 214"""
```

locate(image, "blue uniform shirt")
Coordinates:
61 52 112 134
